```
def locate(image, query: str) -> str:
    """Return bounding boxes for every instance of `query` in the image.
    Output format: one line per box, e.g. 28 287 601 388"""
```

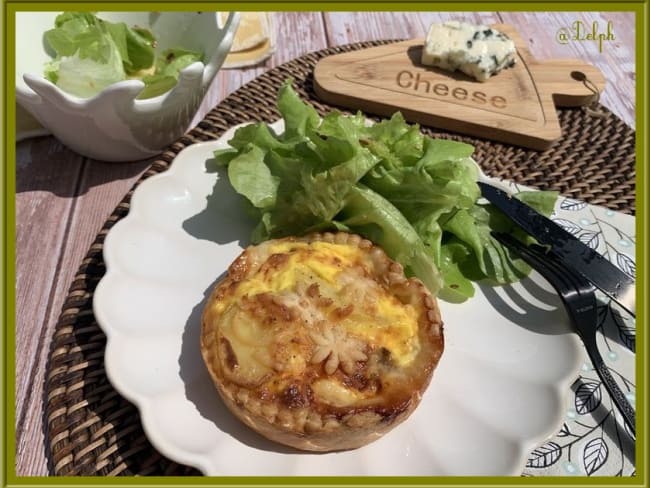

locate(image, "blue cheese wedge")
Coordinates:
421 21 516 82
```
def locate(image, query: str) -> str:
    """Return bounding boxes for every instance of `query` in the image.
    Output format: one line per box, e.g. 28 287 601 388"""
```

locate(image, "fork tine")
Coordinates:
493 233 596 324
493 233 574 297
495 234 593 299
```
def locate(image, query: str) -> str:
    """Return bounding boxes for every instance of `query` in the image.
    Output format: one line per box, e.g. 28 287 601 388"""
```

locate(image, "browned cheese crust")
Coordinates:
200 232 444 451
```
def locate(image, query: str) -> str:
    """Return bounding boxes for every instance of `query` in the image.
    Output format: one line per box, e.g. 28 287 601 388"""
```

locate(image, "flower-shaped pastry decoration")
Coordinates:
310 325 368 375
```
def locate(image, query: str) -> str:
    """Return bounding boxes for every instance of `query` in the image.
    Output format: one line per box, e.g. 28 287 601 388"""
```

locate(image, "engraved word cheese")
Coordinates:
314 24 606 150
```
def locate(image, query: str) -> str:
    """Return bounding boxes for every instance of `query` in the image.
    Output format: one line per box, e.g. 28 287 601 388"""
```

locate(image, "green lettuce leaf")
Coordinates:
227 145 280 209
125 26 157 73
211 81 558 301
338 184 443 294
138 48 202 98
43 12 201 99
53 37 126 98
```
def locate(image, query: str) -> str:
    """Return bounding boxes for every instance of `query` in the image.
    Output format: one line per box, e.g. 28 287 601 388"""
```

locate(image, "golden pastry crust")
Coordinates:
200 232 444 451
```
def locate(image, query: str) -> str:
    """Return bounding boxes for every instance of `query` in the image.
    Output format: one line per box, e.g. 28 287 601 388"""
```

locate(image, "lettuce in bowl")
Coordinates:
43 12 202 99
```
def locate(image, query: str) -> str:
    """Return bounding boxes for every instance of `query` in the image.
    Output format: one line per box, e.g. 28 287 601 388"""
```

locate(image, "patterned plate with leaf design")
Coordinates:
94 121 635 476
516 191 636 477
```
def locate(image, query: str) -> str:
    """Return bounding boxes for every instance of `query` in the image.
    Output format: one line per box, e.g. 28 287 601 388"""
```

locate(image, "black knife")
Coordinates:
478 181 636 316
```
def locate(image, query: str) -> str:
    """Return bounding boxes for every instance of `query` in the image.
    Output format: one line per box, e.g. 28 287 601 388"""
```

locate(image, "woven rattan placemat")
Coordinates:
44 41 636 476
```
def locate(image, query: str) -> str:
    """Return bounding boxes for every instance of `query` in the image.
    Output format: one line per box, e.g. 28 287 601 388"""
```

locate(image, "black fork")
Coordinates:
493 232 636 438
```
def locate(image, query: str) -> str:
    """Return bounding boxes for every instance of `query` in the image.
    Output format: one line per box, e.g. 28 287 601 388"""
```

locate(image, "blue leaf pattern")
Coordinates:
578 230 600 250
575 381 601 414
560 198 588 211
554 218 582 235
614 312 636 352
616 252 636 278
619 326 635 353
526 442 562 468
583 438 608 475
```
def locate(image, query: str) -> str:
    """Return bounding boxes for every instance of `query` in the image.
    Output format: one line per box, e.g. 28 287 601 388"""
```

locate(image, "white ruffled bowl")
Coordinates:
16 11 239 162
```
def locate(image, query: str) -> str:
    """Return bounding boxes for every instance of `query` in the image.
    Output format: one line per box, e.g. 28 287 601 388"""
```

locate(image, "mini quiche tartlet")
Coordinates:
200 232 444 451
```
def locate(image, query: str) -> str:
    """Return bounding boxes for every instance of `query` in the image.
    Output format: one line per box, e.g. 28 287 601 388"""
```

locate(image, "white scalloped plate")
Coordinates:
94 121 597 476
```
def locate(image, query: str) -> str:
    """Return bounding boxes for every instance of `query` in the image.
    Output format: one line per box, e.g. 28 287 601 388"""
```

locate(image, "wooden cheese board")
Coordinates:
314 24 606 150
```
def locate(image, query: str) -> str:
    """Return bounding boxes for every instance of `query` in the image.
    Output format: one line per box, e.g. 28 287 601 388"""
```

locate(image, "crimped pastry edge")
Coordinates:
200 232 444 451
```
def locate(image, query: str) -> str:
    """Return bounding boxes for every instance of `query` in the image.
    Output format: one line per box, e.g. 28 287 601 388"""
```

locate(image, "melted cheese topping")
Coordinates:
206 240 422 406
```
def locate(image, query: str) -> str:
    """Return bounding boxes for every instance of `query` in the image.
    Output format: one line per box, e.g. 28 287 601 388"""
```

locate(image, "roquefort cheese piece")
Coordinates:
421 21 516 81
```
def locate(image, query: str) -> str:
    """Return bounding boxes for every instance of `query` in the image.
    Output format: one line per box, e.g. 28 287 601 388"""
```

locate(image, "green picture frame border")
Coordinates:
2 2 646 487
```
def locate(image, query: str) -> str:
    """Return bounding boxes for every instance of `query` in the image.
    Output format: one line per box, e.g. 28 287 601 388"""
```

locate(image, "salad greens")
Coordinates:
43 12 203 99
213 81 558 302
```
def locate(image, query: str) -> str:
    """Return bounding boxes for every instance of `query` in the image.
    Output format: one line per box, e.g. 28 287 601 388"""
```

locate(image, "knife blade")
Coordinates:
478 181 636 316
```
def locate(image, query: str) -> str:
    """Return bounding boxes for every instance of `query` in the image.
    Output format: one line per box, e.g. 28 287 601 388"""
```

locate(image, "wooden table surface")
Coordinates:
15 11 636 476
